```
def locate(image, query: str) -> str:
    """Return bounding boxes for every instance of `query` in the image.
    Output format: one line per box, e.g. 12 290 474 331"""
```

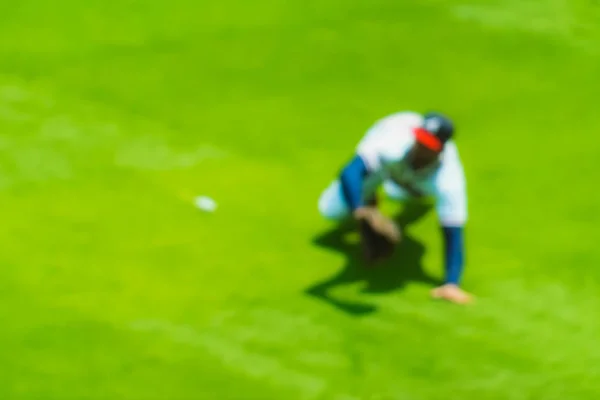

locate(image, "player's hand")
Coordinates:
353 207 401 243
431 284 473 305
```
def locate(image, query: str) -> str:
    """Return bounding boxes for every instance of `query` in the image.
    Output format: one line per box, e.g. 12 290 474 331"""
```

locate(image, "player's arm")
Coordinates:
436 185 467 286
344 124 392 215
441 224 465 285
431 154 472 303
339 155 387 217
340 124 402 246
339 154 400 264
339 155 369 215
434 202 471 304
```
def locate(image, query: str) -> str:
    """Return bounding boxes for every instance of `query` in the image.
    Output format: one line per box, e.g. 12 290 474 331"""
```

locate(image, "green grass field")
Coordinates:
1 0 600 398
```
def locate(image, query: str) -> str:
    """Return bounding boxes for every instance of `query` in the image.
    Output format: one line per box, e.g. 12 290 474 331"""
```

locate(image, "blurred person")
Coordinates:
317 111 472 304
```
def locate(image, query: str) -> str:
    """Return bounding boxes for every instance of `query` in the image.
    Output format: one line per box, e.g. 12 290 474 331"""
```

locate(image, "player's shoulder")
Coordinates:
440 140 463 165
357 111 420 168
435 140 466 188
442 139 459 156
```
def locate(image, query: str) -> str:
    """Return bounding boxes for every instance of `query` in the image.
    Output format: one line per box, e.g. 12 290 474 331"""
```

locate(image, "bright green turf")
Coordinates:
1 0 600 399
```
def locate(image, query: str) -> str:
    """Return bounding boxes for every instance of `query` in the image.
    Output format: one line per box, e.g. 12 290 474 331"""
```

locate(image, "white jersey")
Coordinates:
356 111 468 227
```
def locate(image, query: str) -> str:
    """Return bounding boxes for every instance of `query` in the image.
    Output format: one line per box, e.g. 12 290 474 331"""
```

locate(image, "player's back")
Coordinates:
357 111 423 170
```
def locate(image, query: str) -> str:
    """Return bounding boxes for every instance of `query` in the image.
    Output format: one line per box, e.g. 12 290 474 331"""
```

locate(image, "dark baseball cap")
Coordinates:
413 112 454 152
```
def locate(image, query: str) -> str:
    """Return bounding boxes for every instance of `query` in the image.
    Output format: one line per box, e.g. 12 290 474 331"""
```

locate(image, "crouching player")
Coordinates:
317 111 473 304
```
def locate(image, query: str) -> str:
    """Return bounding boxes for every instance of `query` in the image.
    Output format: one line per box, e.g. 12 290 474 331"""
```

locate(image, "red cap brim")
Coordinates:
413 127 443 152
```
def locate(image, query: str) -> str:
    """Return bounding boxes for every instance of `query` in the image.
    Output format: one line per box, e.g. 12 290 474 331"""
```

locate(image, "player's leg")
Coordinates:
318 180 351 221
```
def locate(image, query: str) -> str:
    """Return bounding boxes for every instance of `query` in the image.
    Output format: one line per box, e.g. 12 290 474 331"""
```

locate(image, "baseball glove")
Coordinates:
356 209 401 265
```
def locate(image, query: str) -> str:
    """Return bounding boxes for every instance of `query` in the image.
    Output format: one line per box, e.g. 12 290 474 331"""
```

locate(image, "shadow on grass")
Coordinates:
305 201 441 316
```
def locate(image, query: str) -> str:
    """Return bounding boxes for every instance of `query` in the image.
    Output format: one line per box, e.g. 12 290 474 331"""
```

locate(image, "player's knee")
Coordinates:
318 194 339 220
318 183 349 221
